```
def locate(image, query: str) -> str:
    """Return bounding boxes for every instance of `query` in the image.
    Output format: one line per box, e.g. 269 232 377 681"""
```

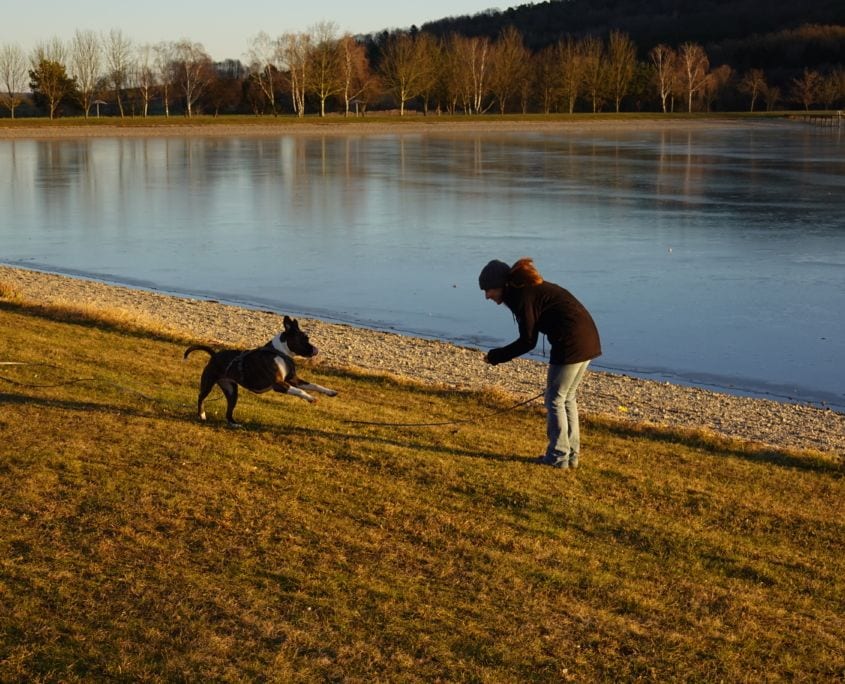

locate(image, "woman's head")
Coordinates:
478 259 511 291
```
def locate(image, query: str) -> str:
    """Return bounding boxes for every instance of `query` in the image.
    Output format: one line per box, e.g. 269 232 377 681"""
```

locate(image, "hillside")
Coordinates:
421 0 845 64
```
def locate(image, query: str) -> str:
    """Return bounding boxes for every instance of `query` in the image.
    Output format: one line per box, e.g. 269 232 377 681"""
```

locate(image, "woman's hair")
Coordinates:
508 257 543 287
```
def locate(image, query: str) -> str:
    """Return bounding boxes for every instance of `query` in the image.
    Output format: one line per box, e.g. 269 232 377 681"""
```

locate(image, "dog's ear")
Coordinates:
283 315 293 329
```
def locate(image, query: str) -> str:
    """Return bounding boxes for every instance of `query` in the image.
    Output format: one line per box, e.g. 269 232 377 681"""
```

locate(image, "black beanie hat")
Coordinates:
478 260 511 290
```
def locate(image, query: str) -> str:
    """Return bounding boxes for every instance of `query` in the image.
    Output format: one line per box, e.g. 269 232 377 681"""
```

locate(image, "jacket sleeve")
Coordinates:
486 304 539 365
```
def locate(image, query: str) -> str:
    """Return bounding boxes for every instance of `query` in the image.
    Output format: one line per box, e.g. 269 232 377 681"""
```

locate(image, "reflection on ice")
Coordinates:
1 122 843 409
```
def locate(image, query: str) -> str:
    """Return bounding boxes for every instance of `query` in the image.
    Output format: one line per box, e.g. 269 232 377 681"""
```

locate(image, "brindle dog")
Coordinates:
184 315 337 426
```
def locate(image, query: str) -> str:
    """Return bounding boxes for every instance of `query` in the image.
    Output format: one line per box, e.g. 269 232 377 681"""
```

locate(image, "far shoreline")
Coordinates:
0 113 794 140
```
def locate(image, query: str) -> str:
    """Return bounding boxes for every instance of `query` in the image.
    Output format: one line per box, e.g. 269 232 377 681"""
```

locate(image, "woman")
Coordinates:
479 258 601 469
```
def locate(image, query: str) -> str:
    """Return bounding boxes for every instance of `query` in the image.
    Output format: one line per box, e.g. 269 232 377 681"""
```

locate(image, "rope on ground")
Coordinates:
0 361 159 402
345 391 545 428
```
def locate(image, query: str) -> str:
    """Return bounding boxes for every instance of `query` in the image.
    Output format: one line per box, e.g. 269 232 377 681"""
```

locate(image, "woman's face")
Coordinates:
484 288 504 305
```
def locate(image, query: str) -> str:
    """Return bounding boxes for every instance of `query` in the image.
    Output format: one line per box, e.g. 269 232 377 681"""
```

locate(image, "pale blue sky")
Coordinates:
2 1 502 62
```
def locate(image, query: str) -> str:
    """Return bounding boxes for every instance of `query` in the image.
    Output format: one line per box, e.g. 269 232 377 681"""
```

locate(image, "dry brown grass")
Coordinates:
1 299 843 681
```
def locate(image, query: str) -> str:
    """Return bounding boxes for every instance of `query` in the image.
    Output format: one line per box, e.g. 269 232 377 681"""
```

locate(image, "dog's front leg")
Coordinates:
296 381 338 397
273 381 316 403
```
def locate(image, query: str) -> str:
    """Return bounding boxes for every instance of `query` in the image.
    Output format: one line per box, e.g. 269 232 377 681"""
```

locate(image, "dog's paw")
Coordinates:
326 390 338 397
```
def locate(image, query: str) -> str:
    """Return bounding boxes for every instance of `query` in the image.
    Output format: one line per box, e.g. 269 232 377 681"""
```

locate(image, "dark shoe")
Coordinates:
536 455 568 469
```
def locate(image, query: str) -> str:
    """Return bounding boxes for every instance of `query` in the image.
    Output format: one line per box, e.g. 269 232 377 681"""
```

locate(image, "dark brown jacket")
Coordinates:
486 281 601 366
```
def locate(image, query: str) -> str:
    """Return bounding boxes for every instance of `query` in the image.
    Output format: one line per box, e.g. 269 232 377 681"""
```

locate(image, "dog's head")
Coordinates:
279 315 319 358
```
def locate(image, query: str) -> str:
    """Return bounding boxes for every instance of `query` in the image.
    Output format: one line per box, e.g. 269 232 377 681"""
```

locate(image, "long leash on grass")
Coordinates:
345 390 545 428
0 361 158 402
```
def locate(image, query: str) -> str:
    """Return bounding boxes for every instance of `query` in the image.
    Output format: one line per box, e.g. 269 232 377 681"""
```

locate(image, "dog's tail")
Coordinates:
184 344 216 360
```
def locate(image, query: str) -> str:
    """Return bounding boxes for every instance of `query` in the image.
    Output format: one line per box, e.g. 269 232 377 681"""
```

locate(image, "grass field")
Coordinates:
1 295 843 681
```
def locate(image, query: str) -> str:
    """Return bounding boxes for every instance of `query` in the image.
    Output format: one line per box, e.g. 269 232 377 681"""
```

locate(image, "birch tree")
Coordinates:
0 43 29 118
338 35 374 116
678 42 709 112
278 32 311 117
309 21 341 117
445 34 492 114
247 32 278 115
650 44 677 113
135 44 157 117
172 40 213 117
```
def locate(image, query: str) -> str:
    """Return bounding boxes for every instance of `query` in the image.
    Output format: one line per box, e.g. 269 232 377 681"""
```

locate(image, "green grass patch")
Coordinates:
1 298 843 681
0 111 809 133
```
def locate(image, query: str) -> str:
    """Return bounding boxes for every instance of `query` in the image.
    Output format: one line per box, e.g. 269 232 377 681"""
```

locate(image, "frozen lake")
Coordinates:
2 121 843 409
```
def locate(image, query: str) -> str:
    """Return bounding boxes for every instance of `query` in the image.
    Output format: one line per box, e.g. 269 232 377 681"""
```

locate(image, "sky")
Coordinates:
2 1 503 63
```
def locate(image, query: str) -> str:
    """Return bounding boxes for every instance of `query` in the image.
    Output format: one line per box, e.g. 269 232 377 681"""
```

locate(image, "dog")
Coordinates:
184 315 337 426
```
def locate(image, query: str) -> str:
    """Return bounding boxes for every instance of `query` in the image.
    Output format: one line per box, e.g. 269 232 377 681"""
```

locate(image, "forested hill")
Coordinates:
420 0 845 65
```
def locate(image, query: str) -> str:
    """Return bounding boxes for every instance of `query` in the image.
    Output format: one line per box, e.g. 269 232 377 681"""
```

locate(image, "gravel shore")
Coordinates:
2 265 842 458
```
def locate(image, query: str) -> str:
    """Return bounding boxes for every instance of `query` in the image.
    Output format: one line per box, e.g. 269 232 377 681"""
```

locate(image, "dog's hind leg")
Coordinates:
218 379 241 427
197 368 218 421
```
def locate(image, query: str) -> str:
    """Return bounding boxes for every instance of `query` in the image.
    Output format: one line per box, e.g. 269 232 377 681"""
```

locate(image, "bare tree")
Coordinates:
0 43 29 118
557 37 585 114
414 32 441 115
581 36 606 113
762 84 781 112
791 69 822 111
309 21 341 117
380 32 434 115
489 26 530 115
338 35 376 116
69 30 102 118
606 30 636 112
247 32 278 115
818 70 841 109
103 29 133 117
29 39 72 119
678 42 709 112
534 44 559 114
153 41 175 117
738 68 766 112
172 40 213 116
649 44 677 113
135 44 157 117
278 32 311 117
703 64 732 111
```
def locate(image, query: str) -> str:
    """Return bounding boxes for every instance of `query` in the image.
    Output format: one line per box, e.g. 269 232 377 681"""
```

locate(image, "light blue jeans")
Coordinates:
544 360 590 467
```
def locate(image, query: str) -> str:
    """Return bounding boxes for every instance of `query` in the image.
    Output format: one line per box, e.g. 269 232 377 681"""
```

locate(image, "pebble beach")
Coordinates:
2 118 842 459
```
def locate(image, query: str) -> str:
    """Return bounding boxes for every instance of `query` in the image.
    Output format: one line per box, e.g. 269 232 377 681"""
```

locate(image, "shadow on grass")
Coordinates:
595 419 843 475
0 389 528 466
0 299 190 345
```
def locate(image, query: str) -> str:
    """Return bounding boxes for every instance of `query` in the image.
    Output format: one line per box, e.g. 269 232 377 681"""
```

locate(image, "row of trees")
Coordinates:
1 25 844 119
